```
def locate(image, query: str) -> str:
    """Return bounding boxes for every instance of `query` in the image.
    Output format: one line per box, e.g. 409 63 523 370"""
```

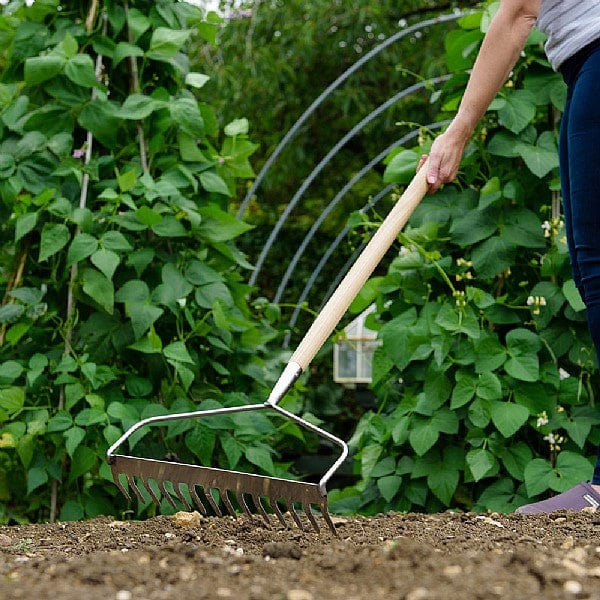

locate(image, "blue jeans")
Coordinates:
559 39 600 485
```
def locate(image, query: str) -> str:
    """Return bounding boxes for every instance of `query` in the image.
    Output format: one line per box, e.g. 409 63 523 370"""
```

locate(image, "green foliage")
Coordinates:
201 0 477 304
330 6 600 515
0 0 305 523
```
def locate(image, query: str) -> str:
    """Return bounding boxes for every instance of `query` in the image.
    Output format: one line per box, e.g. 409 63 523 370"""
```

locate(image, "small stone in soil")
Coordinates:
263 541 302 559
563 580 583 595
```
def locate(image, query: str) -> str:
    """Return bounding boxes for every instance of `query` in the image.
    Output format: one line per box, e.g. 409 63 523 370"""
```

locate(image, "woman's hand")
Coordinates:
418 119 471 193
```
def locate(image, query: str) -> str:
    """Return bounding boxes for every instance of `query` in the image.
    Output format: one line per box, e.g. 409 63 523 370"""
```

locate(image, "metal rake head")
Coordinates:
109 454 337 534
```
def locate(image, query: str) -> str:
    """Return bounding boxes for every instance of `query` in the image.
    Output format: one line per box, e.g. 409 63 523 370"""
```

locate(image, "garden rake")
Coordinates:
107 162 429 535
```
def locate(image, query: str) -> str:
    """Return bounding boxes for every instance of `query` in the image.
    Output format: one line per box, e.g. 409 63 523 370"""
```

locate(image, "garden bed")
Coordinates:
1 510 600 599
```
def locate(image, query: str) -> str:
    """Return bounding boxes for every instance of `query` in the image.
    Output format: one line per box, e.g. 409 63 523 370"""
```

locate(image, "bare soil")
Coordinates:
1 510 600 600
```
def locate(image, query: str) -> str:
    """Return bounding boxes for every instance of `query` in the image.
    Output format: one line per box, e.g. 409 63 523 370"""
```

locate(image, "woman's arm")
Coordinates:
424 0 541 192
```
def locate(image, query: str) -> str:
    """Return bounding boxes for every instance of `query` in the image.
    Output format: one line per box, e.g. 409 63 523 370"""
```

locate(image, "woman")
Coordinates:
422 0 600 513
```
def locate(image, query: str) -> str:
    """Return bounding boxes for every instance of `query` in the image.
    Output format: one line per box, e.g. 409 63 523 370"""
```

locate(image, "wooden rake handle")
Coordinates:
290 163 429 371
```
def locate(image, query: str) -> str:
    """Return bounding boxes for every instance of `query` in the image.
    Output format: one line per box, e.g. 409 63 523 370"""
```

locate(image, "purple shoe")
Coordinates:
515 482 600 514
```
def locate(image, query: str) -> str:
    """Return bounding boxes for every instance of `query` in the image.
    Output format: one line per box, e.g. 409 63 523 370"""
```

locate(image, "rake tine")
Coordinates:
158 480 178 509
189 485 208 516
220 489 238 518
270 497 289 528
143 478 162 506
286 499 305 531
173 483 193 511
321 501 337 536
235 492 253 519
113 473 132 502
303 503 320 533
205 488 223 517
130 476 150 504
253 495 272 528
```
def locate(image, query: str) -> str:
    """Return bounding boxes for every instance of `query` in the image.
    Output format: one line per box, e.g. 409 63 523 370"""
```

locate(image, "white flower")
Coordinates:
559 368 570 380
536 411 549 427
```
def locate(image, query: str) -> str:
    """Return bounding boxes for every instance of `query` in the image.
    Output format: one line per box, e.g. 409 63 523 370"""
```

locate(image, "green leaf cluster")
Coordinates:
331 7 599 516
0 0 299 523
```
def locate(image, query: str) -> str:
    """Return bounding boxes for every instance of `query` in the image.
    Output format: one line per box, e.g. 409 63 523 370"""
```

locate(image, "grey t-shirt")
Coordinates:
537 0 600 70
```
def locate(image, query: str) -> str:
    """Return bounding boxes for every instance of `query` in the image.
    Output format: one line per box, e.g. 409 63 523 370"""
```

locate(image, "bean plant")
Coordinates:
0 0 306 523
331 5 600 514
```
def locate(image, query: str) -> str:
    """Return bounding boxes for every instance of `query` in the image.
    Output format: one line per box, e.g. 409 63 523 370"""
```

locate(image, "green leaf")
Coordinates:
128 330 163 354
152 216 188 237
64 426 86 457
126 303 163 340
0 386 25 415
382 149 418 184
474 334 507 373
451 373 476 409
496 90 536 134
135 205 162 226
199 171 230 196
428 468 459 505
195 282 234 309
244 445 274 474
515 131 559 178
466 448 495 481
24 54 65 85
15 212 37 243
119 94 165 120
113 42 144 66
409 419 439 456
27 466 48 495
444 28 481 71
563 279 585 312
67 233 98 266
78 101 120 149
551 451 594 492
170 97 204 137
505 328 541 382
185 72 210 89
377 474 402 502
163 341 194 364
69 445 96 480
198 204 253 242
64 54 98 88
118 169 136 193
491 402 529 438
471 236 515 279
116 280 150 303
126 8 151 41
220 433 242 468
0 304 25 324
360 444 383 479
101 230 132 251
39 223 70 262
501 442 533 480
147 27 191 60
0 360 23 383
476 372 502 401
74 407 106 426
59 500 84 521
450 208 497 246
178 132 207 162
47 411 73 432
0 153 15 178
370 456 396 478
185 424 216 465
224 118 249 137
81 268 114 314
91 249 120 280
523 458 554 497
